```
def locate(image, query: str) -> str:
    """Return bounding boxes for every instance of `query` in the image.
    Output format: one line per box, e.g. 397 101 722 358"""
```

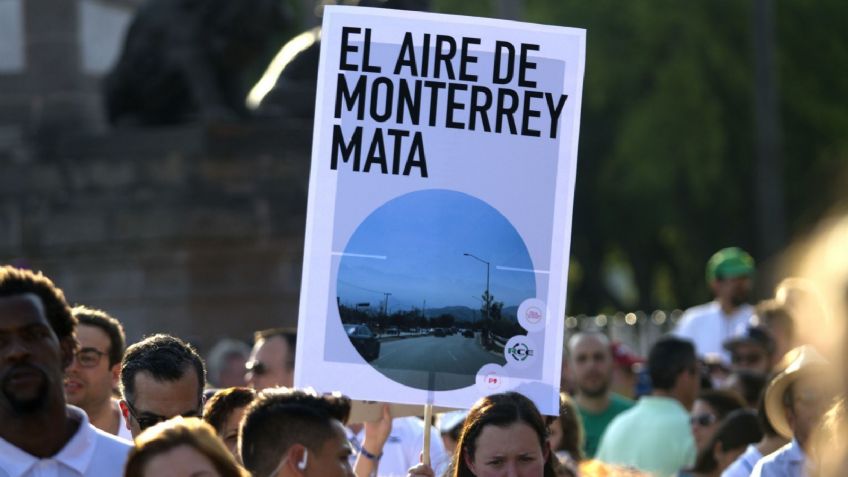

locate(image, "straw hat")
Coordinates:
764 345 830 439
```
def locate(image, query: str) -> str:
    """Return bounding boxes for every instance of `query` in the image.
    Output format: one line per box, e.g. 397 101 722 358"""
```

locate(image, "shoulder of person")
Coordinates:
674 302 716 333
610 393 635 409
683 302 720 320
92 424 133 452
598 406 635 436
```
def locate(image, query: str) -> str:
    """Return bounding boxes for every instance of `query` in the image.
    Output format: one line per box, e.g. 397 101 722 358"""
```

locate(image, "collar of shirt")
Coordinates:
638 395 689 416
710 300 753 320
784 439 806 464
0 405 98 477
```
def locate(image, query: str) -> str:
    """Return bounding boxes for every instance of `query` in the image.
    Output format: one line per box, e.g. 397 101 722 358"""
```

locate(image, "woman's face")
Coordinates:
143 444 222 477
222 406 247 459
466 422 547 477
690 400 720 450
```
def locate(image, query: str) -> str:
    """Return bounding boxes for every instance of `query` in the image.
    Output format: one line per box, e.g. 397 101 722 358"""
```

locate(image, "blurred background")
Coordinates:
0 0 845 355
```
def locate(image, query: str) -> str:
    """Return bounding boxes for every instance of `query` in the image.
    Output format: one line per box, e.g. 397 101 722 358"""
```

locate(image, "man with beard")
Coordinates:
675 247 756 365
64 305 132 440
0 266 130 476
568 332 633 458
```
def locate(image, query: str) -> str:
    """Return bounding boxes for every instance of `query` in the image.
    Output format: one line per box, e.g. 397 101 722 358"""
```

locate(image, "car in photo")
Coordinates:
462 329 474 338
433 328 446 337
345 324 381 361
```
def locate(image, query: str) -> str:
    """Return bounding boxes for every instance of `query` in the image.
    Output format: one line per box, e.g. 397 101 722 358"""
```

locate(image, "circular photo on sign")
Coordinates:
336 189 535 391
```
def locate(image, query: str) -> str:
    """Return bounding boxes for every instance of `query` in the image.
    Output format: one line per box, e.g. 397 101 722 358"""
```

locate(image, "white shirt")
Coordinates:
348 416 447 477
674 301 753 363
722 444 762 477
750 439 806 477
0 406 132 477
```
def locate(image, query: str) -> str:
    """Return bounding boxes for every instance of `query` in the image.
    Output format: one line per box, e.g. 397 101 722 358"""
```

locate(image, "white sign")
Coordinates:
295 5 585 415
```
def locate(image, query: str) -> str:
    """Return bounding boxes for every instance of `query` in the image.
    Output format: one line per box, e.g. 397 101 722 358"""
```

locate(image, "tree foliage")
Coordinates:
432 0 848 313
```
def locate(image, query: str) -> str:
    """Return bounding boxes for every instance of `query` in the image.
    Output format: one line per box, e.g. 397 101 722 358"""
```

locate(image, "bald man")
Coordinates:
568 332 634 458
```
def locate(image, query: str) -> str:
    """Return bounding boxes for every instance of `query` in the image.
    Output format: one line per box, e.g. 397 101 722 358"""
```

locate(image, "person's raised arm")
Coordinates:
354 404 392 477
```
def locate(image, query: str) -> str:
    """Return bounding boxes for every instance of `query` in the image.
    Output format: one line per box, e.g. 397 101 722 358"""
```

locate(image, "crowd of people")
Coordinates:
1 240 847 477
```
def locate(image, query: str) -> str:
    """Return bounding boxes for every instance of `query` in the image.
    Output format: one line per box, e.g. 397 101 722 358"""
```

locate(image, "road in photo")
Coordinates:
335 189 536 391
371 333 503 390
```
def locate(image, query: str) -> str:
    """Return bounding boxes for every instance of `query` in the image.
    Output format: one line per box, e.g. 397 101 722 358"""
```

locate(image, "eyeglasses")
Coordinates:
125 401 202 431
245 360 268 376
690 413 718 427
73 347 108 368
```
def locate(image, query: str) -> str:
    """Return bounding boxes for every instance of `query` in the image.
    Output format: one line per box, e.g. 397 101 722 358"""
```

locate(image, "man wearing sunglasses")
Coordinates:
64 305 131 440
119 333 207 437
674 247 756 365
0 266 131 476
246 327 297 390
723 325 775 376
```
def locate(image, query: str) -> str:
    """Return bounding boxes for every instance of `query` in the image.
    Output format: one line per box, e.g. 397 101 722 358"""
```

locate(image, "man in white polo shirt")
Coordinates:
0 266 131 477
64 305 132 441
675 247 756 365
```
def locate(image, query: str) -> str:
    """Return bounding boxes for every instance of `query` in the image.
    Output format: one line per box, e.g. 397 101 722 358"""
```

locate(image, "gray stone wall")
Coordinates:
0 0 322 354
0 121 313 352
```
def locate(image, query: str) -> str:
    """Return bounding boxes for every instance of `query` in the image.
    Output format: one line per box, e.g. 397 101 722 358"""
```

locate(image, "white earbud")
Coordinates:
297 450 308 470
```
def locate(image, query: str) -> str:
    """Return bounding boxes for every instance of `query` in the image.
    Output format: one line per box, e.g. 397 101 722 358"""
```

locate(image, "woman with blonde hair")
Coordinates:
124 417 250 477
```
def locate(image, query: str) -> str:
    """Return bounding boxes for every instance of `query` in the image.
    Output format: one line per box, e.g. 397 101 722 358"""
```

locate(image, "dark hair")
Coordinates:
72 305 126 367
697 389 746 420
203 387 256 435
254 327 297 369
240 388 351 477
0 266 75 341
125 417 249 477
121 334 207 405
452 392 556 477
549 392 584 461
648 337 697 390
691 410 762 472
725 370 767 408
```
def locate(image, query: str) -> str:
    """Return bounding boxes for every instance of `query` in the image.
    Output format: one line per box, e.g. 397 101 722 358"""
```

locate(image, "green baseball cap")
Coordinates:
706 247 755 282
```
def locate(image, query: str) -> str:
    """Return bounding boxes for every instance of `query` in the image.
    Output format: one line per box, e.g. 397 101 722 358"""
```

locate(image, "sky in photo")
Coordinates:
337 189 536 312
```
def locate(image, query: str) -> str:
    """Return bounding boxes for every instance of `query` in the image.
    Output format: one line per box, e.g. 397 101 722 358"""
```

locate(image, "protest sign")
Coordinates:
294 5 585 415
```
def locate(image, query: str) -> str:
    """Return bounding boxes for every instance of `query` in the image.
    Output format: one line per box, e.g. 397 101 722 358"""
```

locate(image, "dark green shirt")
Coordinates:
577 393 634 458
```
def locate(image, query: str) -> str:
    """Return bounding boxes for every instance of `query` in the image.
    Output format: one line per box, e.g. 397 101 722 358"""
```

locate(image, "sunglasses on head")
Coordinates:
690 413 718 427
